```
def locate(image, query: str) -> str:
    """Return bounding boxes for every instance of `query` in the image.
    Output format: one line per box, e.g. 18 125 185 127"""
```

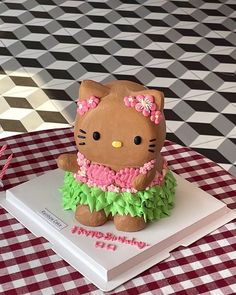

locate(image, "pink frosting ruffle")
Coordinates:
74 152 167 192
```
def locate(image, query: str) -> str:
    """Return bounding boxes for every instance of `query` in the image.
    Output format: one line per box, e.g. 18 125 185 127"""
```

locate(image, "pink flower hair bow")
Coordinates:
124 94 163 125
76 96 100 115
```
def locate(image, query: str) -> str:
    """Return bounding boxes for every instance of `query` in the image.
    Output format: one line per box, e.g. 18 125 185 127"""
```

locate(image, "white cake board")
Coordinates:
0 169 235 292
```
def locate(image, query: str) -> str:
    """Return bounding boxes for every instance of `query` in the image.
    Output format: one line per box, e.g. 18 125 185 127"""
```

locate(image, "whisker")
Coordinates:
78 135 86 139
149 144 156 148
148 149 155 153
149 138 156 142
79 129 86 134
79 142 86 145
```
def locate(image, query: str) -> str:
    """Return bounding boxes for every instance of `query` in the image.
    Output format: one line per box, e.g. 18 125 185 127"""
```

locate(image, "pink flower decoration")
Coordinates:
107 184 120 193
87 179 95 187
76 96 100 115
124 96 137 107
123 94 163 125
77 152 89 167
77 166 87 178
139 159 156 174
77 100 89 115
75 167 87 183
135 95 156 117
150 110 163 125
87 96 100 109
122 187 137 193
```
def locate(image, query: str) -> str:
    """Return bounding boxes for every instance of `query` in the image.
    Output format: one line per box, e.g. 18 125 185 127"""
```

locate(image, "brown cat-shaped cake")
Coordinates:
57 80 176 232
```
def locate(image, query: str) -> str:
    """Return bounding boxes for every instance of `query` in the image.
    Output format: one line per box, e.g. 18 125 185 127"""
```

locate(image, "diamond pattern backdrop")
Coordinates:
0 0 235 176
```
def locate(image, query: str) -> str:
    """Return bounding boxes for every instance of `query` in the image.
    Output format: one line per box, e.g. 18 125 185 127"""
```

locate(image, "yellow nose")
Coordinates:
112 141 123 148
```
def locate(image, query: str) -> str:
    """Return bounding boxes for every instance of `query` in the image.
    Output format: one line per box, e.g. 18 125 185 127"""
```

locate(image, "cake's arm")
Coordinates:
132 167 156 191
57 153 78 173
132 156 164 191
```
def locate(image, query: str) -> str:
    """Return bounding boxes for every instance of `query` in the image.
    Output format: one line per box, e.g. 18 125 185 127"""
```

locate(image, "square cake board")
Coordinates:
0 169 235 292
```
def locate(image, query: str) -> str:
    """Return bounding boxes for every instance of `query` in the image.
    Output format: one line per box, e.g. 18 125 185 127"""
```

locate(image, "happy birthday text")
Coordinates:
71 226 150 249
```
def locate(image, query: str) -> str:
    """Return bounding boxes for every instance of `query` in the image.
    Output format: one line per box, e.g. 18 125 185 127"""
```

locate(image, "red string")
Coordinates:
0 145 13 184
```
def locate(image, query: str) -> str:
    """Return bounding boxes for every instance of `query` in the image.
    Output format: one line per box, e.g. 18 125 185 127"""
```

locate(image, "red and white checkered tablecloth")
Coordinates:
0 128 235 295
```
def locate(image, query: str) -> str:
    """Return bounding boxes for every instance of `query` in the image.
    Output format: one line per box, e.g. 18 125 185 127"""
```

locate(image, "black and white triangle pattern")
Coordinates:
0 0 235 176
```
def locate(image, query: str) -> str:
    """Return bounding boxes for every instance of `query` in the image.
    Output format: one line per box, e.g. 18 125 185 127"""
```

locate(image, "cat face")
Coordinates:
74 80 166 171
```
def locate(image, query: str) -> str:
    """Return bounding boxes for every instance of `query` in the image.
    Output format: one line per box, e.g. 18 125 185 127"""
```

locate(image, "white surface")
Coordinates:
0 169 235 291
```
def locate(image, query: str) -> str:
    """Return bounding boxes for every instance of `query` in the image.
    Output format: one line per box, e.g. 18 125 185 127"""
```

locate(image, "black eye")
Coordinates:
93 131 100 141
134 136 142 145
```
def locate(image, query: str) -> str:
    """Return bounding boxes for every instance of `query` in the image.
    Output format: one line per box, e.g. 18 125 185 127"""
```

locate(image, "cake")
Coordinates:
57 80 176 232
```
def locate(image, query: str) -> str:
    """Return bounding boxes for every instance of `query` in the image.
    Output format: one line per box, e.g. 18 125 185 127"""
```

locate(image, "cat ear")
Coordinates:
131 89 164 111
79 80 110 100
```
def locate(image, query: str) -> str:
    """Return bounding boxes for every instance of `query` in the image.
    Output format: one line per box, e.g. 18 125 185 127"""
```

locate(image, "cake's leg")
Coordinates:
75 204 108 227
114 214 146 232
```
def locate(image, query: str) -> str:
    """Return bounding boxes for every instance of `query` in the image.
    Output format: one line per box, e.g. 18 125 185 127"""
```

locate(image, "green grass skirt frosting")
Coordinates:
60 170 176 221
60 170 176 222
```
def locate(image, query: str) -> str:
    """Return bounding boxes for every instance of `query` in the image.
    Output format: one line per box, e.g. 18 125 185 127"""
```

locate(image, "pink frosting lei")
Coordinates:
74 152 168 193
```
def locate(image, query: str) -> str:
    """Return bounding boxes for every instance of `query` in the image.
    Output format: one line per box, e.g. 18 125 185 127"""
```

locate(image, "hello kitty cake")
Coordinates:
57 80 176 232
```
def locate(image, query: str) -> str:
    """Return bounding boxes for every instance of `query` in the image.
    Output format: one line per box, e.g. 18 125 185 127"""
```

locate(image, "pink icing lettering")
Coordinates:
71 225 78 234
137 242 146 249
126 239 132 245
104 232 113 240
87 230 96 238
71 226 150 250
84 229 90 236
95 231 104 239
77 227 87 235
95 241 105 248
117 236 126 243
106 244 117 251
112 236 117 241
130 238 136 245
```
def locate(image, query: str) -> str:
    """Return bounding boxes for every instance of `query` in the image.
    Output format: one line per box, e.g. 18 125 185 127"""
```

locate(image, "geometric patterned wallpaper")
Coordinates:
0 0 235 176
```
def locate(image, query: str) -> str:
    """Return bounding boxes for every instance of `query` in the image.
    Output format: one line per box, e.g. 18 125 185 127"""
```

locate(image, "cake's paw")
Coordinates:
114 214 146 232
75 204 108 227
57 153 78 173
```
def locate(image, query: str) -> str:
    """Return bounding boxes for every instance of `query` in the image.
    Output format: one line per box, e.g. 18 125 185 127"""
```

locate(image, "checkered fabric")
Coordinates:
0 128 235 295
